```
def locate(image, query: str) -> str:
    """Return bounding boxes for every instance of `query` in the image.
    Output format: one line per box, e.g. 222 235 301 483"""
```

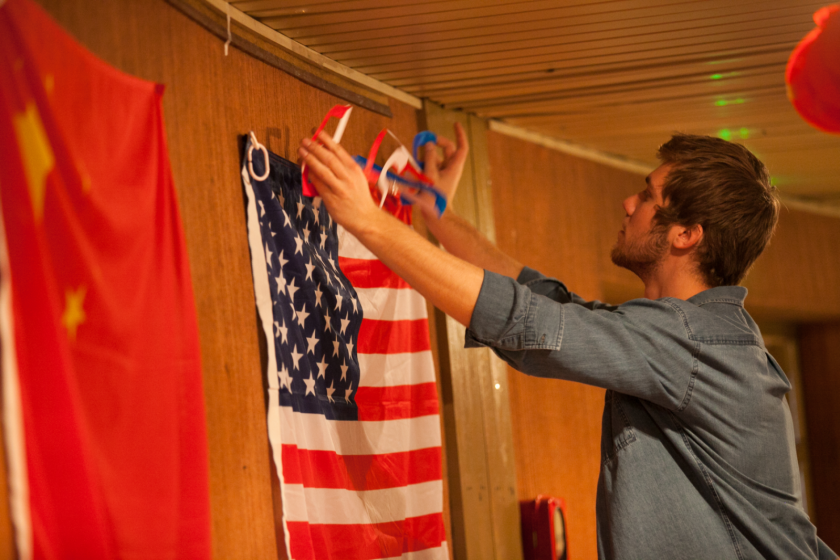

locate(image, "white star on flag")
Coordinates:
340 359 348 382
335 293 343 311
277 364 291 391
305 258 315 282
316 355 328 379
306 330 319 355
323 309 332 332
327 381 335 402
275 272 286 295
303 372 316 396
295 303 309 326
278 250 288 269
290 344 303 371
287 277 300 300
265 243 273 267
294 235 304 255
340 312 350 335
314 284 323 308
332 339 340 357
296 201 305 219
346 337 354 356
278 318 288 344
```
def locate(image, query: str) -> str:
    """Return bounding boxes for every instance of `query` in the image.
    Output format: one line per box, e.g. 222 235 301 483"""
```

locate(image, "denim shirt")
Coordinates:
466 267 837 560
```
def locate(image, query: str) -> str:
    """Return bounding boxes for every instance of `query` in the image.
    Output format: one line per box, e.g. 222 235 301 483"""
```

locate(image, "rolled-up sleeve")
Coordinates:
465 268 698 411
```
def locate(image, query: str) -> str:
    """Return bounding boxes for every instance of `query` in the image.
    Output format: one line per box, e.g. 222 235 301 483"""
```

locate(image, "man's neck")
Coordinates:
642 264 712 301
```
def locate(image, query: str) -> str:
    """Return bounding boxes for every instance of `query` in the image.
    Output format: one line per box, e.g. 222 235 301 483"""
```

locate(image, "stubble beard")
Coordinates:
611 228 669 281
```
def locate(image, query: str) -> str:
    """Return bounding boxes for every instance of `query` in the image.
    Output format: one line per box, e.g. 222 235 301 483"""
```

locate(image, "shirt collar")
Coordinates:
686 285 748 307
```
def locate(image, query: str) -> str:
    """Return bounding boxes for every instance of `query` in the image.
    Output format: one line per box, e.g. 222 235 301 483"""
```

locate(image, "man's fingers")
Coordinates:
304 138 348 181
437 136 457 162
316 131 358 170
299 145 340 193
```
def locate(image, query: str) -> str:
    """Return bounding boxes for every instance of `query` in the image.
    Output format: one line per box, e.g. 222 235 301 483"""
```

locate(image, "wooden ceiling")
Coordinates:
228 0 840 205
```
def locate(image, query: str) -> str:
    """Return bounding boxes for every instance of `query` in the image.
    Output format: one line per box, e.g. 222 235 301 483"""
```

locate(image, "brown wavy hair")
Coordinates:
655 134 780 287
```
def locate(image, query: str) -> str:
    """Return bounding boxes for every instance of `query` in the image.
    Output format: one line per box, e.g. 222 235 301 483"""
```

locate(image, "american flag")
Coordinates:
241 140 448 560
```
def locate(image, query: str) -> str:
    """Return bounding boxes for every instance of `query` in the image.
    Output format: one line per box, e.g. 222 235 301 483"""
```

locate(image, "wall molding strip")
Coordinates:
200 0 422 110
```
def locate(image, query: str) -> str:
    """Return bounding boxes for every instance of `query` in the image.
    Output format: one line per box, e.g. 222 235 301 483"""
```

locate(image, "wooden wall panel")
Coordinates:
799 322 840 552
11 1 422 558
744 208 840 321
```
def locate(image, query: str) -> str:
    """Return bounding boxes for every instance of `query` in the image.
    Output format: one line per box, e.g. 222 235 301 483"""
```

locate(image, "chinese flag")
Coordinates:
0 1 211 559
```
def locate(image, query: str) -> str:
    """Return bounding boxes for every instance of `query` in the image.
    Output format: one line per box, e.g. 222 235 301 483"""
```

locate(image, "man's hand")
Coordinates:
298 132 379 237
421 122 469 214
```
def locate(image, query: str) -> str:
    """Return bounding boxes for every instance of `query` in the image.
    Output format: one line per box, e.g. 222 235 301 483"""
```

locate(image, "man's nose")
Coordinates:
623 195 636 216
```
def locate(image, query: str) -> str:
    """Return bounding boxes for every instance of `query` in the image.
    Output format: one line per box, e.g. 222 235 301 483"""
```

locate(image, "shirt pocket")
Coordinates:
601 390 638 466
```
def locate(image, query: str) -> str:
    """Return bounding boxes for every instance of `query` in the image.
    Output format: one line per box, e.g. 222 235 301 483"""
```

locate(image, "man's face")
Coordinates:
611 164 672 279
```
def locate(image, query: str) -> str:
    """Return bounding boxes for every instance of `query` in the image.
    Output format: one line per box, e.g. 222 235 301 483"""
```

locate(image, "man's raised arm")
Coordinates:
417 125 523 280
298 125 521 326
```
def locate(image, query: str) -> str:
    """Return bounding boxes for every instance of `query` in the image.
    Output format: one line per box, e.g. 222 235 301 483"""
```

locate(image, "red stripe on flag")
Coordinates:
287 513 446 560
357 319 430 354
339 257 411 289
281 445 441 490
355 382 440 421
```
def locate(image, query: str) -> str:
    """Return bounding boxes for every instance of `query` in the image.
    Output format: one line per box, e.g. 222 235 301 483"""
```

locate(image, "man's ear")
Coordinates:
672 224 703 251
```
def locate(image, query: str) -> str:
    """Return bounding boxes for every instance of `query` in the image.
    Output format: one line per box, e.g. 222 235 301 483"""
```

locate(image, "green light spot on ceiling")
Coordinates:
710 73 723 80
739 127 749 138
734 98 745 104
719 129 732 140
715 99 728 106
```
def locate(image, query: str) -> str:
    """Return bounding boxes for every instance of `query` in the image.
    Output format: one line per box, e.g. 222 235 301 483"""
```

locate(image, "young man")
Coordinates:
299 128 837 560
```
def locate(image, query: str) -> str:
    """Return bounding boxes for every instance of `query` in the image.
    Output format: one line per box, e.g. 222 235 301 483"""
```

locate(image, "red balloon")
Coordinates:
786 5 840 134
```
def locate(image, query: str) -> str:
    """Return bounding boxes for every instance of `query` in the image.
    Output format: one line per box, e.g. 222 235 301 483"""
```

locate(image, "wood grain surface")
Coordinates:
799 322 840 553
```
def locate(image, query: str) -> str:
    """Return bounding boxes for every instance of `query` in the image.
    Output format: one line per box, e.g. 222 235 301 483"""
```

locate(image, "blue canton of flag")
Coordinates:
246 140 362 420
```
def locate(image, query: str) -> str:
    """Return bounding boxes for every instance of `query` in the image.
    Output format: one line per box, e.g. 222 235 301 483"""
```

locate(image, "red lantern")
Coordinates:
786 5 840 134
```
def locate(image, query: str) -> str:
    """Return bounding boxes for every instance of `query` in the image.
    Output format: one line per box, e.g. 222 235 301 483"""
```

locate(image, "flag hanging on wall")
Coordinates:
242 137 448 560
0 1 211 559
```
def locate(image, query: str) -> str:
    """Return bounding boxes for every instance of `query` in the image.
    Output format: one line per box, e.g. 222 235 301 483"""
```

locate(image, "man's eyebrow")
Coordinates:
645 176 652 186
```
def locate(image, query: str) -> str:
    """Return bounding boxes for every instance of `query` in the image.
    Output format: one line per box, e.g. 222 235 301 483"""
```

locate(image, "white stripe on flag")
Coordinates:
357 351 436 387
383 544 450 560
338 225 378 260
280 406 441 455
283 480 443 524
355 286 427 321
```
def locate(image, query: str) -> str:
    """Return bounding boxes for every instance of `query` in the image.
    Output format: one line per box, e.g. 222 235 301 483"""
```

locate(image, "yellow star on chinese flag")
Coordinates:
62 286 87 341
13 101 55 222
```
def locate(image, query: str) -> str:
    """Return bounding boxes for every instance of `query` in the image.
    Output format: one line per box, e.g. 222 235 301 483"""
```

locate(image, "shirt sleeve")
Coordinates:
817 537 837 560
465 268 699 411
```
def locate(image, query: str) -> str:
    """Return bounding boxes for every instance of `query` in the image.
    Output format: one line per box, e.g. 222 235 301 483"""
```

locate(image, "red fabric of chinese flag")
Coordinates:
0 1 211 558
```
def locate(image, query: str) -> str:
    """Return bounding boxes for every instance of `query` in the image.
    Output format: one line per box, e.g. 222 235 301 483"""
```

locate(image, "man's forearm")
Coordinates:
423 210 524 280
353 210 485 327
